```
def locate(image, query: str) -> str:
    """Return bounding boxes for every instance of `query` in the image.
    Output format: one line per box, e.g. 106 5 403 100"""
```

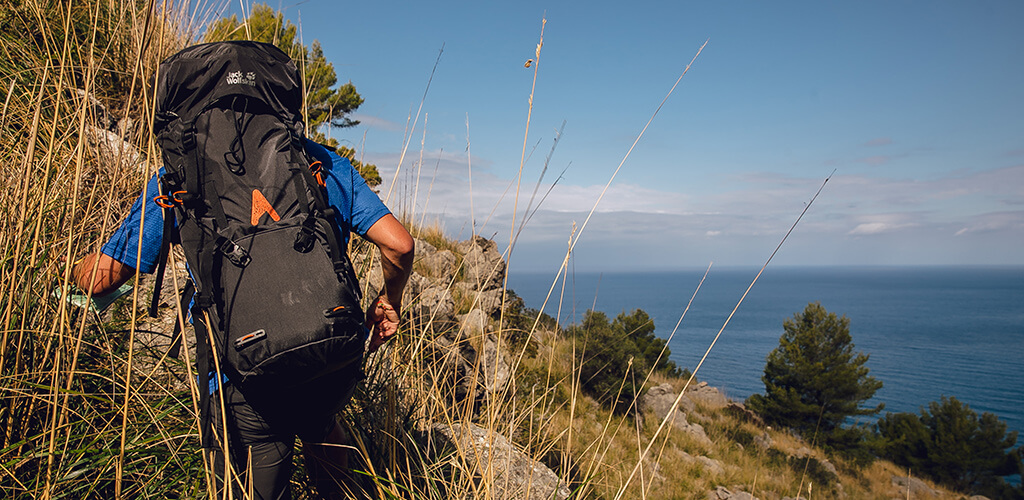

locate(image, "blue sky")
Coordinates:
228 1 1023 271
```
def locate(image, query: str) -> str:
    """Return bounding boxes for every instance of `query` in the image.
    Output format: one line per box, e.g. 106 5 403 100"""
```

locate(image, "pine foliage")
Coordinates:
570 309 683 414
875 396 1023 498
747 302 883 442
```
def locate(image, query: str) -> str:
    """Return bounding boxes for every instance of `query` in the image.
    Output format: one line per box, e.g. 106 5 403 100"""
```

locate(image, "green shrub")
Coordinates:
568 309 682 414
874 396 1022 497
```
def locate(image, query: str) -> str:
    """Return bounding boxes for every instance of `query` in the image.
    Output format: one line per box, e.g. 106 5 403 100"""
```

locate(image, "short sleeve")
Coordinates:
101 174 165 273
305 142 391 240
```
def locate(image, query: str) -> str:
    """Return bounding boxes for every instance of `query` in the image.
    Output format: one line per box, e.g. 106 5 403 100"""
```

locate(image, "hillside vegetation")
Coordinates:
0 2 998 499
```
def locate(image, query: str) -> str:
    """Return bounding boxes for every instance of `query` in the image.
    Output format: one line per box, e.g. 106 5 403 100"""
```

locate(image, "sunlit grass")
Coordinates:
0 2 969 499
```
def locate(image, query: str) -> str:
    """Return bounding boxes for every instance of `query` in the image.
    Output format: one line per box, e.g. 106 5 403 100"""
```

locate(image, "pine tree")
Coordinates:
747 302 883 441
876 397 1022 497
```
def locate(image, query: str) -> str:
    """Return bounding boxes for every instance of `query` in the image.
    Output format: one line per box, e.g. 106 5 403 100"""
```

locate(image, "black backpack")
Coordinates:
148 41 364 444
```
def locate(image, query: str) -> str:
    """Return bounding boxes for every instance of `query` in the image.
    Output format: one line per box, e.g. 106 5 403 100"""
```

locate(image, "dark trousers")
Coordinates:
207 364 363 500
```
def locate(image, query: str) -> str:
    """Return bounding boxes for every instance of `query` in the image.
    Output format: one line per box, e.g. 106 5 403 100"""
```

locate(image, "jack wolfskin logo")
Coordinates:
226 71 256 86
251 189 281 226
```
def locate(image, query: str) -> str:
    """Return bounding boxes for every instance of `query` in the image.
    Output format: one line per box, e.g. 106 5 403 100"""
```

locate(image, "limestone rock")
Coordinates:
86 125 146 173
724 401 763 426
641 384 712 448
696 455 725 476
421 247 458 282
425 336 476 402
430 423 570 500
458 236 506 291
753 432 773 451
455 283 505 317
414 238 437 258
707 485 758 500
405 274 456 328
479 333 511 394
689 381 729 408
457 309 489 340
642 383 679 416
891 475 940 498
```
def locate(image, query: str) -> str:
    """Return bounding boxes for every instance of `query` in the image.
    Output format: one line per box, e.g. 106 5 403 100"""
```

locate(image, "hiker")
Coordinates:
70 41 414 499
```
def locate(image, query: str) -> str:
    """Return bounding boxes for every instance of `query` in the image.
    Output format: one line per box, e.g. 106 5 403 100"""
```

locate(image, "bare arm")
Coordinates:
71 252 136 297
362 214 414 352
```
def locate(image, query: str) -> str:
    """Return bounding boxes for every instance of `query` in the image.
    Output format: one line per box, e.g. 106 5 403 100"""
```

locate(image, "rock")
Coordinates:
414 238 437 257
456 283 505 317
430 423 570 500
681 452 727 477
424 336 476 403
417 286 456 325
817 457 838 478
76 90 148 174
753 432 773 451
678 416 713 449
86 125 147 173
641 384 712 448
432 310 511 404
457 309 489 340
707 485 758 500
405 273 456 329
479 333 511 394
642 383 695 416
688 382 729 408
420 245 458 281
458 236 506 291
790 448 838 483
696 455 725 476
891 475 940 498
641 383 679 417
724 401 763 426
475 287 505 316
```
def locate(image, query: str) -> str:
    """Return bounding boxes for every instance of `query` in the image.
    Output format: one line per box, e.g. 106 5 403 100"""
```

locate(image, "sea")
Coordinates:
507 266 1024 438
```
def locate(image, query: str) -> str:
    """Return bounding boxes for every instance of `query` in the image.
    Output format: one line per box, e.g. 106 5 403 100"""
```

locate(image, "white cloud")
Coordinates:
954 211 1024 236
849 222 910 235
361 147 1024 268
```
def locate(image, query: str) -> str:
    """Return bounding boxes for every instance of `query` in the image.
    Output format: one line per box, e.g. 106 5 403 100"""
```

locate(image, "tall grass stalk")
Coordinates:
614 171 836 499
4 3 918 498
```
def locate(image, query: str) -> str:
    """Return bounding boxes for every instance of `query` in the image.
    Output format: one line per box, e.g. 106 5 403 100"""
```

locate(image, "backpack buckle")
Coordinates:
218 238 251 267
294 225 316 253
181 128 197 150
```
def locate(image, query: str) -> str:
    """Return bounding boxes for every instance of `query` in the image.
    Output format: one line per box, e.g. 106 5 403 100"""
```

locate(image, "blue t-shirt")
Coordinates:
101 142 390 271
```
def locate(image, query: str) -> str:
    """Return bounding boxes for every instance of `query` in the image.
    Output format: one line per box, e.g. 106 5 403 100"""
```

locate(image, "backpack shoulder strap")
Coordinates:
287 132 359 294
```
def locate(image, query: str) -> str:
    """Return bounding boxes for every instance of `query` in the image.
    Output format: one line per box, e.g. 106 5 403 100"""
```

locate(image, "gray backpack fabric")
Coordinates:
149 41 363 446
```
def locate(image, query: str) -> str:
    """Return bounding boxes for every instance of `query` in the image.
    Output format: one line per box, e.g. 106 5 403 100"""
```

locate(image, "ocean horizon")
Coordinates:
507 265 1024 437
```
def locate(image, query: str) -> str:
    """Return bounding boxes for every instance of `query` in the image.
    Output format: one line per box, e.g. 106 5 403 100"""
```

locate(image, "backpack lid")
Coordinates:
154 41 303 130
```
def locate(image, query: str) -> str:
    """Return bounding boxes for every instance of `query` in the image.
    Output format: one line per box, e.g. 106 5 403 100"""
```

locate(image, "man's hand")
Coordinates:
365 295 400 353
71 252 135 297
362 214 414 353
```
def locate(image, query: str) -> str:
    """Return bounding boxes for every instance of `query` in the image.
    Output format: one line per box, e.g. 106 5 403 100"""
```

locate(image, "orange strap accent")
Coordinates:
154 195 175 208
250 189 281 226
309 161 326 187
154 191 189 208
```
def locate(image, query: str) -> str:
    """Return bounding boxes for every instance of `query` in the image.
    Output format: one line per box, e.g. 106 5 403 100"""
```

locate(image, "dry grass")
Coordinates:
0 2 971 499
